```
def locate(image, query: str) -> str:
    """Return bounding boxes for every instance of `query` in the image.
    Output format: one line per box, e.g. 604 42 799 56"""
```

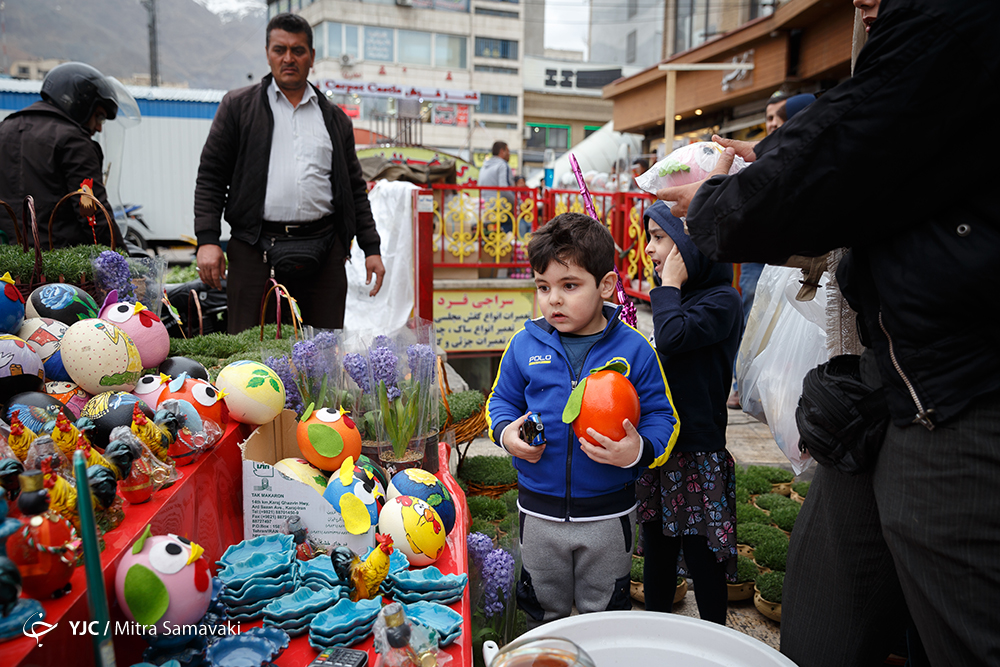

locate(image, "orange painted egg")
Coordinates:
296 406 362 472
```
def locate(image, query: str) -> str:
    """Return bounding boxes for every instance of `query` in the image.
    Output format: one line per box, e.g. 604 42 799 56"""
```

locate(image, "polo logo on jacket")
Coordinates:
528 354 552 366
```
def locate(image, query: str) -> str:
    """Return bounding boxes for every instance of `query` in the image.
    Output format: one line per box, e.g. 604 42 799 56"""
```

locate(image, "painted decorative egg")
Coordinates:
60 319 143 394
6 391 76 434
215 360 285 425
25 283 99 325
0 271 26 334
115 525 213 634
45 381 91 418
273 458 329 494
99 292 170 369
156 372 228 430
323 457 381 534
355 460 387 516
159 357 209 382
5 512 76 599
357 455 390 503
81 391 153 449
0 334 45 403
377 495 446 566
296 405 362 472
387 468 456 535
18 317 72 382
133 373 170 407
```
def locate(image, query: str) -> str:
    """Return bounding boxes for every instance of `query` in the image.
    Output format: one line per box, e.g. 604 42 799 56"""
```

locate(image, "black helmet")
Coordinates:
41 62 119 127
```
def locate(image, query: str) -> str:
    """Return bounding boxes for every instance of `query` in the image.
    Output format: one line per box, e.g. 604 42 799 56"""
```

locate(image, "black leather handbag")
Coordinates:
795 354 891 474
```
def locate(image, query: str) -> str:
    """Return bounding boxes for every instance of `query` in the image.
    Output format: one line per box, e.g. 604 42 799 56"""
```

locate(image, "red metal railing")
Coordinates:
413 185 660 321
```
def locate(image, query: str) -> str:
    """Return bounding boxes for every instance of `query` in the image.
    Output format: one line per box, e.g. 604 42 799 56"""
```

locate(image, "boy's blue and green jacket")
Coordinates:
486 304 680 521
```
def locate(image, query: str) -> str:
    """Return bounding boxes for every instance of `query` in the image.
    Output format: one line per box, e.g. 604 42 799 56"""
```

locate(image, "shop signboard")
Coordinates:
317 78 480 105
432 104 470 126
435 289 537 353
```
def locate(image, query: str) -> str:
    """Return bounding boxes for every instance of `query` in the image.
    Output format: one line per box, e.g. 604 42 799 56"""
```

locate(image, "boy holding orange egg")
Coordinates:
638 201 743 624
486 212 679 628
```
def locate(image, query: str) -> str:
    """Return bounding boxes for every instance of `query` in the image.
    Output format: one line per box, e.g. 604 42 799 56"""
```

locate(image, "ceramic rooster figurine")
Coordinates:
330 533 394 602
130 404 174 464
41 457 82 535
7 413 38 463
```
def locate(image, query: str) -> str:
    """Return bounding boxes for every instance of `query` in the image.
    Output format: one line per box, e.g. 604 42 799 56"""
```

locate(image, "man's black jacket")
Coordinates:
686 0 1000 427
193 74 381 258
0 101 123 249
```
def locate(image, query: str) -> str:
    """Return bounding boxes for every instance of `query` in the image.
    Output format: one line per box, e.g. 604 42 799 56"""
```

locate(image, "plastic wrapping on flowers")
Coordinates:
341 319 440 460
91 249 167 315
264 328 347 417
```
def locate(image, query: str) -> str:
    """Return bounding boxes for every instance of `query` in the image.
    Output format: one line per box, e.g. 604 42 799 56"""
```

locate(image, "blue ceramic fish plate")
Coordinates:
310 597 383 636
308 618 376 642
219 578 296 606
217 534 295 572
391 588 464 605
241 626 290 656
296 579 349 597
386 566 467 593
403 601 463 638
205 633 280 667
360 546 410 574
218 552 295 588
264 587 343 621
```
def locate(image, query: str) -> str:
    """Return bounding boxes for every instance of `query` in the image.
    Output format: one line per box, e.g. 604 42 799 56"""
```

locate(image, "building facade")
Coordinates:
273 0 524 170
603 0 853 155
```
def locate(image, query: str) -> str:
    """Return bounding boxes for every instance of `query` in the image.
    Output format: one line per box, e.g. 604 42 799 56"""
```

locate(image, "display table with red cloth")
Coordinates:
6 423 472 667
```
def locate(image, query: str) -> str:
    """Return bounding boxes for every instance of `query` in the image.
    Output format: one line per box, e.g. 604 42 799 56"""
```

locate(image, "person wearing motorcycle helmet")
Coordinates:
0 62 125 249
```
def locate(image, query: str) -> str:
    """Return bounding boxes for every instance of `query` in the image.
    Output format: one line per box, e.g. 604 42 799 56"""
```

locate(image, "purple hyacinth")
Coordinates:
372 334 393 350
313 331 338 350
266 354 303 413
467 532 493 570
407 344 436 381
343 353 370 394
291 340 319 375
481 548 515 619
93 250 135 301
369 345 399 388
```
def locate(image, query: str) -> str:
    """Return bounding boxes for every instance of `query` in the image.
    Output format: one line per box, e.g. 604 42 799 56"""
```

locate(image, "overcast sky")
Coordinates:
544 0 591 59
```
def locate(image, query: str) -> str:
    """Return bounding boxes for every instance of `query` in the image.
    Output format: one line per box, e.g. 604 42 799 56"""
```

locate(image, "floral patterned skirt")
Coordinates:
636 450 738 581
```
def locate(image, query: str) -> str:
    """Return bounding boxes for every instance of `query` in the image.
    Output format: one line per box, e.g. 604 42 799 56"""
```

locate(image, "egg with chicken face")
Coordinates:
377 495 446 566
0 272 26 334
387 468 456 535
99 294 170 369
155 372 228 431
133 373 169 407
297 405 362 472
115 525 212 633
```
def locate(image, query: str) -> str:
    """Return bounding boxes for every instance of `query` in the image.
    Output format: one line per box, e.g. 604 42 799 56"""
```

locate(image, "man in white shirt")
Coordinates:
194 13 385 333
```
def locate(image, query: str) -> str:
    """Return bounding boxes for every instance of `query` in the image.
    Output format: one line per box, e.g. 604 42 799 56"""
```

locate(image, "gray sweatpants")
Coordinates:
516 510 635 629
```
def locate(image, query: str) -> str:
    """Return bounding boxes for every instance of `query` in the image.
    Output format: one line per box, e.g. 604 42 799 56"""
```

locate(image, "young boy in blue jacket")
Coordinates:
486 212 679 628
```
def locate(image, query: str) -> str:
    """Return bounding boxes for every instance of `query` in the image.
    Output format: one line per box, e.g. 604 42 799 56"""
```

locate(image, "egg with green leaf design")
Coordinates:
297 404 362 472
215 360 285 425
274 457 328 494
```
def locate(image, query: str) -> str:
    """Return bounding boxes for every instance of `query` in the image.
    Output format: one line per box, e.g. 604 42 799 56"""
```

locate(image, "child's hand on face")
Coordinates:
660 245 688 288
502 413 546 463
579 419 642 468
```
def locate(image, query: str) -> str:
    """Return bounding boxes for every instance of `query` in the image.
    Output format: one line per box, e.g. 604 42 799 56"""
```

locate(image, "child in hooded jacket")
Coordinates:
639 201 743 624
486 212 679 628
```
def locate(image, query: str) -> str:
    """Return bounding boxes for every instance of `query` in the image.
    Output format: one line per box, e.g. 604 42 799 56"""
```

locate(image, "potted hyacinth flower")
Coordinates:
343 325 439 474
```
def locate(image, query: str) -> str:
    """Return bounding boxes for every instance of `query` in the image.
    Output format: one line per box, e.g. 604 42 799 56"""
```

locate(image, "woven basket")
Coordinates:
754 587 782 622
2 193 116 300
436 356 487 444
465 480 517 499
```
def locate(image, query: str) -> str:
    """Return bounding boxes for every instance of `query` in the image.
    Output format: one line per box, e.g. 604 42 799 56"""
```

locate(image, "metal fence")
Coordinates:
413 185 661 320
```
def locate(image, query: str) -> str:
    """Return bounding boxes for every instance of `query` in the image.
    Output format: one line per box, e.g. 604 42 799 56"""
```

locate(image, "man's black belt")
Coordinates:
262 215 335 237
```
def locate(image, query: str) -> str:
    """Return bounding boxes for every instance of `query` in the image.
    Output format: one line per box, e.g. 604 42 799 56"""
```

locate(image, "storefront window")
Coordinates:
399 30 433 66
526 124 570 150
325 22 341 59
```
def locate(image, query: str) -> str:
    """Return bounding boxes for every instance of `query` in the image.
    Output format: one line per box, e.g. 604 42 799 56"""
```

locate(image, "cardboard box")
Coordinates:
240 409 375 553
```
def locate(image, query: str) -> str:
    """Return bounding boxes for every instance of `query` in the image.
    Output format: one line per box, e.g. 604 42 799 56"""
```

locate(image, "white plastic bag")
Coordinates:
736 265 830 474
635 141 748 195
